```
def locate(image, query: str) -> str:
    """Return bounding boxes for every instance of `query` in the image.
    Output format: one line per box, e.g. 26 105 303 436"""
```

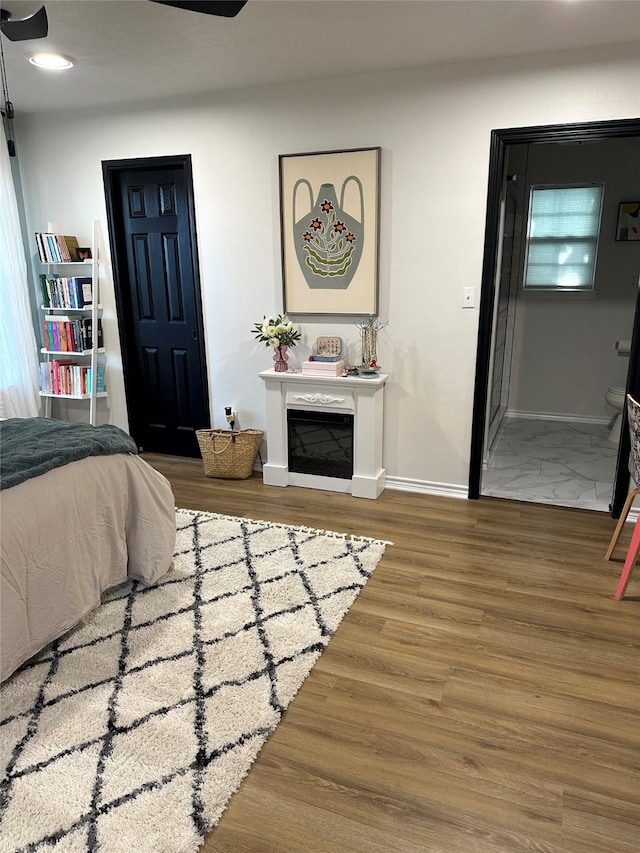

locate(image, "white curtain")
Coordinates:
0 124 40 418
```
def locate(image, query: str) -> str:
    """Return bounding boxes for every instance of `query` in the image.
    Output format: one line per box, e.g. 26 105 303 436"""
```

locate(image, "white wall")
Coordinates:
508 137 640 420
15 43 640 493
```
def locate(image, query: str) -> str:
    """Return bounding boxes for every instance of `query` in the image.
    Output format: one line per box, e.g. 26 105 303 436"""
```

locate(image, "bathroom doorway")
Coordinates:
469 118 640 518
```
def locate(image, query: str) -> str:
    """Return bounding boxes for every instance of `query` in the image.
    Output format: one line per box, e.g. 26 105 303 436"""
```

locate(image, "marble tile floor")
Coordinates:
482 416 618 512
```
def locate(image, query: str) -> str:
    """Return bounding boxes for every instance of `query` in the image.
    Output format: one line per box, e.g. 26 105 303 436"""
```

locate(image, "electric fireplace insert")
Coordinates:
287 408 354 479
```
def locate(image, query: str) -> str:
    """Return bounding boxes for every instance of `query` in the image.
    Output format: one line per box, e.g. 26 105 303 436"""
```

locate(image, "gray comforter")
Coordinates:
0 417 138 490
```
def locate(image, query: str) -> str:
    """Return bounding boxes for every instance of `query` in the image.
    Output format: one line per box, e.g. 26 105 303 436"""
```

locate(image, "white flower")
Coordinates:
253 312 300 348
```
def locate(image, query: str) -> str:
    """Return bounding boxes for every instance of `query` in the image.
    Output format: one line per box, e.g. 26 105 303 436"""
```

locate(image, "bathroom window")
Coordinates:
523 184 604 292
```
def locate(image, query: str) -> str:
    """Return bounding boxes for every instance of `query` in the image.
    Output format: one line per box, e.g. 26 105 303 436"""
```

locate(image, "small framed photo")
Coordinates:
76 247 92 261
615 201 640 241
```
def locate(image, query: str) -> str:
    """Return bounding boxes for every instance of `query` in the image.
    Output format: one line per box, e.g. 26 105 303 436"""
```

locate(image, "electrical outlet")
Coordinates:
462 286 475 308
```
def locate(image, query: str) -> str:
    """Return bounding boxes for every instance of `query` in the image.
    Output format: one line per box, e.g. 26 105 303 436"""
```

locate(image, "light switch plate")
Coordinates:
462 286 475 308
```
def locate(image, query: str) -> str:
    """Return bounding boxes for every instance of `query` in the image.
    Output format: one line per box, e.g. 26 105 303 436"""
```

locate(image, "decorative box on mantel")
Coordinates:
258 369 388 499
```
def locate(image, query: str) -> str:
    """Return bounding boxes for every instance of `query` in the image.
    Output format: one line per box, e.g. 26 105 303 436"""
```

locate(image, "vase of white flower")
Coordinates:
252 313 302 373
272 344 289 372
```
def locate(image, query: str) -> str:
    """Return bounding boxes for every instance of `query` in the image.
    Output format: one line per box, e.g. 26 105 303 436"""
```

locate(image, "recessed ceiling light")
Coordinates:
27 53 75 70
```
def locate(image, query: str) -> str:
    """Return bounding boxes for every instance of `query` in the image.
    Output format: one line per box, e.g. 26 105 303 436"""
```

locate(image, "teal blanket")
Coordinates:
0 418 138 491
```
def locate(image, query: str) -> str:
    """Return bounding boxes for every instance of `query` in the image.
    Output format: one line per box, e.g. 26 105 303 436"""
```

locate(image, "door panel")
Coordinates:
104 157 210 457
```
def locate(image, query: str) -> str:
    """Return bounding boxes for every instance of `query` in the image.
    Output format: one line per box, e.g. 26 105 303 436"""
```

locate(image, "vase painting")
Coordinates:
280 147 380 315
292 178 364 290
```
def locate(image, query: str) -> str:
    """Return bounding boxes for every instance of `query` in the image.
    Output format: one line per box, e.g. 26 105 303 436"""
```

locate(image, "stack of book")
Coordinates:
40 362 105 396
39 274 92 308
35 232 81 264
301 359 346 377
42 315 103 353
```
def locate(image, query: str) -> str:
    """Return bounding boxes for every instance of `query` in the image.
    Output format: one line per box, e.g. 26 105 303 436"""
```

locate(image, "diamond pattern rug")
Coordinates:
0 509 388 853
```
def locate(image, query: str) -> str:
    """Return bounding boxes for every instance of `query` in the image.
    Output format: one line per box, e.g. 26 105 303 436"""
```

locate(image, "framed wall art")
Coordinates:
615 201 640 241
279 146 381 315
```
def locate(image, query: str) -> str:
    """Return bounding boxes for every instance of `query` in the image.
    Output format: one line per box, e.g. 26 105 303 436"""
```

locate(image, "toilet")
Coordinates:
605 386 626 444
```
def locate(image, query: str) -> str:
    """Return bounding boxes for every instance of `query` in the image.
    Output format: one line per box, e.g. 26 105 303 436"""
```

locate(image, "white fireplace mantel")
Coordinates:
258 369 388 499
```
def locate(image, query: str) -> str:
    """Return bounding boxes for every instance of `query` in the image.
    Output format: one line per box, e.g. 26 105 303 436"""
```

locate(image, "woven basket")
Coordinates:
196 428 263 479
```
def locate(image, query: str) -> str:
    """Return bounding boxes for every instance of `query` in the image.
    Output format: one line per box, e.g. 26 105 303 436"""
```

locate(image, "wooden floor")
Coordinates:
144 454 640 853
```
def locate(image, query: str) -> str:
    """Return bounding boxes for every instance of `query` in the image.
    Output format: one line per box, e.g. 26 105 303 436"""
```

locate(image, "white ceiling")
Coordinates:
1 0 639 116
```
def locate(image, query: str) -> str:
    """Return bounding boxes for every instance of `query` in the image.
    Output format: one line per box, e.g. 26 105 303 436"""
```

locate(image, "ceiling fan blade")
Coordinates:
0 5 48 41
151 1 247 17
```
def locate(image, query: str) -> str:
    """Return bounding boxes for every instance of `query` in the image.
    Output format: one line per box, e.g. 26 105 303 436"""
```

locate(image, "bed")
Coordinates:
0 417 176 683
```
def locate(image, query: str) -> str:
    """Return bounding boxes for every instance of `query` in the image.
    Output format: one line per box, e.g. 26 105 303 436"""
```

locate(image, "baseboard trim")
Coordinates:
260 462 632 517
385 476 468 500
382 475 636 519
505 410 611 426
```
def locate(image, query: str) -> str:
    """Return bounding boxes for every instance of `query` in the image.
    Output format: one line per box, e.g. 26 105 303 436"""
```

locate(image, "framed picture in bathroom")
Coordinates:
278 147 381 315
615 201 640 241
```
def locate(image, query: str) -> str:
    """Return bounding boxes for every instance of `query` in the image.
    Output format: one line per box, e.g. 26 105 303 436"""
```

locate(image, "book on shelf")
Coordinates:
38 274 49 308
47 321 62 352
42 316 102 352
34 232 82 264
40 361 105 396
39 275 92 309
76 277 93 305
80 317 103 349
34 232 53 263
35 232 63 263
87 367 106 394
61 235 80 262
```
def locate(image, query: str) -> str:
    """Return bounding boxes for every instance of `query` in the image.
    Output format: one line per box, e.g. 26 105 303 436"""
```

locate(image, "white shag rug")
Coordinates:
0 509 388 853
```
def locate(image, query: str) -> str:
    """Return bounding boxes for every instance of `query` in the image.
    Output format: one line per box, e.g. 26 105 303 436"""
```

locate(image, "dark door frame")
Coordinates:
469 118 640 516
102 154 210 446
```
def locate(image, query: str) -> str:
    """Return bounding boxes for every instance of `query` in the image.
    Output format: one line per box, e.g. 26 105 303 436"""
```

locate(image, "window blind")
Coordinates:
523 185 604 291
